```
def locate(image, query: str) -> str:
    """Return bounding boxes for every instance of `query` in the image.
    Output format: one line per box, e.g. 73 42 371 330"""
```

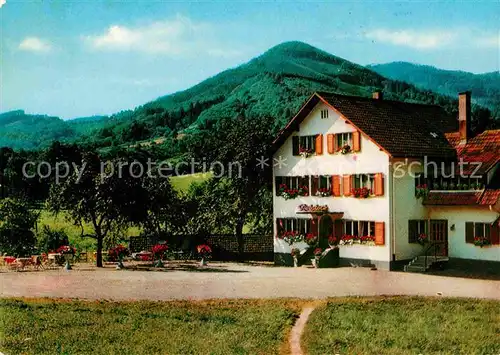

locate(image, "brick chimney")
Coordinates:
372 91 383 100
458 91 472 143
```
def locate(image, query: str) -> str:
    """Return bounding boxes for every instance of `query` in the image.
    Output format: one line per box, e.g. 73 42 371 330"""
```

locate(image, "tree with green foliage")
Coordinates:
47 151 149 267
0 198 38 256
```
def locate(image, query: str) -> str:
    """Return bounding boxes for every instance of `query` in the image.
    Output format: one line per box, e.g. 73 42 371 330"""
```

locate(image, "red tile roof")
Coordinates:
423 191 483 206
446 130 500 174
479 189 500 205
423 189 500 206
273 92 458 159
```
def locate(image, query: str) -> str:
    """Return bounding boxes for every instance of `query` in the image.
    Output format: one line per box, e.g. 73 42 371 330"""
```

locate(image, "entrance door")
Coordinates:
430 220 448 256
319 215 333 249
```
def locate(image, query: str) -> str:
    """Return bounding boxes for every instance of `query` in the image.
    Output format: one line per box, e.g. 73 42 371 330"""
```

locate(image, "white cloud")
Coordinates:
476 33 499 49
18 37 52 52
365 29 456 50
85 15 233 57
0 0 6 9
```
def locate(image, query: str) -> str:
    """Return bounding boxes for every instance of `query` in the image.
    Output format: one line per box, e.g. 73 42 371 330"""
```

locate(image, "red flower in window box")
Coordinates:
351 187 371 198
417 233 428 246
339 144 351 154
305 233 318 246
360 235 375 244
298 185 309 196
299 146 313 158
328 235 338 247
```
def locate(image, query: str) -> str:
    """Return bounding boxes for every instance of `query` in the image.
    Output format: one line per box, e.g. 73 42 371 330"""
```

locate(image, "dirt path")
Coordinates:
289 305 316 355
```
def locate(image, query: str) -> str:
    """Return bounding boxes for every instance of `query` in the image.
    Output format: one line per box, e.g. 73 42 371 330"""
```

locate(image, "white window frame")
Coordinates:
337 132 353 148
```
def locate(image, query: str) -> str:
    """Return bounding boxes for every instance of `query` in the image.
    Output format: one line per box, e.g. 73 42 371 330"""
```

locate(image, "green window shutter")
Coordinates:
465 222 474 243
292 136 299 156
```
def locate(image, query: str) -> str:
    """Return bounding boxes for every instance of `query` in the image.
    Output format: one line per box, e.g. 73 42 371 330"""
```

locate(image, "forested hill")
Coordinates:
368 62 500 114
1 41 498 150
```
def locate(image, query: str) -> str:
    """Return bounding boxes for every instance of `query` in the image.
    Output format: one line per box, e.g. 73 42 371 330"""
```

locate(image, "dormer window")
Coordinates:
320 109 329 119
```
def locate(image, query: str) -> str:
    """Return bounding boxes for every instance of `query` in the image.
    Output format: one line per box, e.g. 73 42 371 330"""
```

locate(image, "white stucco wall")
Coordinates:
392 159 429 260
426 206 500 262
273 103 392 262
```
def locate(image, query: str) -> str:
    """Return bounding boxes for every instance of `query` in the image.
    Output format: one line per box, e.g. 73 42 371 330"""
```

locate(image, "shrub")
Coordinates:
37 225 69 253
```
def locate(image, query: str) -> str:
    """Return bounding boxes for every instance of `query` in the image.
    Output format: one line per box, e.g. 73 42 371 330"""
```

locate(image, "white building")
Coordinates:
272 91 500 271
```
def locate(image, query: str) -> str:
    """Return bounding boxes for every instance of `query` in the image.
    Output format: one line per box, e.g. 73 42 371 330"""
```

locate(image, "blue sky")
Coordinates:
1 0 499 118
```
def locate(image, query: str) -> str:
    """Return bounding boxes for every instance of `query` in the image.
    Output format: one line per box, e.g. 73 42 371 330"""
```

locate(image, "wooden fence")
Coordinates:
129 234 273 261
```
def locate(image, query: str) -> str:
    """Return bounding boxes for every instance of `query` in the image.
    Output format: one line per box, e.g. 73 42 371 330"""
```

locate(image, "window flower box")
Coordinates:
299 146 313 158
339 144 351 155
473 236 491 247
279 184 308 199
351 187 371 198
316 188 332 197
277 231 304 246
340 234 376 246
415 184 429 198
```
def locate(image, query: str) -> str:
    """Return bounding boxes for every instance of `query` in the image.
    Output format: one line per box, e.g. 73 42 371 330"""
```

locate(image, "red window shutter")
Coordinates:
352 131 361 152
374 173 384 196
311 175 319 196
327 134 335 154
375 222 385 245
343 175 351 196
490 222 500 245
331 175 341 197
315 134 323 155
465 222 474 243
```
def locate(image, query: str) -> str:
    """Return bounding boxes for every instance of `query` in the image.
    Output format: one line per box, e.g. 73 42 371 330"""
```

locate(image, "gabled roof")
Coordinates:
273 92 458 159
445 130 500 174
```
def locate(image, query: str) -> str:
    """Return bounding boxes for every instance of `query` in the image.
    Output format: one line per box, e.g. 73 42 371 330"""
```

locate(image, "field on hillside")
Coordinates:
170 172 212 192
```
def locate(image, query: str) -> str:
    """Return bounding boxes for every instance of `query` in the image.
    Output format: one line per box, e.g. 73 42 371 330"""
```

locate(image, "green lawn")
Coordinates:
302 297 500 355
37 210 141 252
170 172 212 192
0 298 300 355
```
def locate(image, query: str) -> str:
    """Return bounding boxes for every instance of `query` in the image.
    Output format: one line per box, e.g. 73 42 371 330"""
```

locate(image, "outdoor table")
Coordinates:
47 253 61 265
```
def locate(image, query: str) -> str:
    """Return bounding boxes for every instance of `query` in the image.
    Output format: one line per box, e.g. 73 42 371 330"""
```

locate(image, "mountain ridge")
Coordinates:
1 41 498 150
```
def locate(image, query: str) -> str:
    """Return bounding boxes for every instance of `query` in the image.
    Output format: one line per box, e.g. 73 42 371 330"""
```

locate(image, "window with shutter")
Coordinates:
343 175 351 196
315 134 323 155
374 173 384 196
275 176 283 196
408 220 427 243
352 131 361 152
465 222 474 243
327 134 336 154
375 222 385 245
331 175 341 196
311 176 319 196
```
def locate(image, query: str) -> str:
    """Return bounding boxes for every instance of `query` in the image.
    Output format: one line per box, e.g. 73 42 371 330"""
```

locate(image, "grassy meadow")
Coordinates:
0 298 300 355
302 297 500 355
